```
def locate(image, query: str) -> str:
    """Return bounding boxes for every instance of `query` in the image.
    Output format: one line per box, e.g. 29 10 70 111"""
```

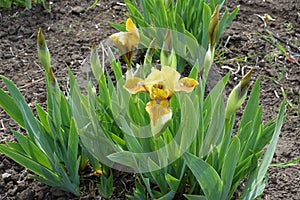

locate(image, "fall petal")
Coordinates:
109 32 139 51
175 77 199 93
146 99 172 127
124 77 147 94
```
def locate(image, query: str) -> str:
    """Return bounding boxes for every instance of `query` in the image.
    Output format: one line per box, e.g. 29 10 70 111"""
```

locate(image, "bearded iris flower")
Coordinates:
124 65 199 135
109 18 140 69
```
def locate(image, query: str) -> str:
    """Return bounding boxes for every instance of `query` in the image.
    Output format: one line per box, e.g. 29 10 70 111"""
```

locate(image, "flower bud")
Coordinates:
49 68 57 88
225 68 254 119
144 38 156 66
160 29 177 69
203 47 214 80
37 28 51 74
208 6 220 50
90 43 102 81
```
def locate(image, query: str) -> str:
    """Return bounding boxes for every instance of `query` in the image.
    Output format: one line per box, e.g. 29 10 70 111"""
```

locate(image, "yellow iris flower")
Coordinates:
124 65 199 134
109 18 140 69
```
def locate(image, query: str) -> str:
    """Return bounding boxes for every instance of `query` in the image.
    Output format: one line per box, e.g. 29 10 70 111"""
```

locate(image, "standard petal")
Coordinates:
175 77 199 93
145 67 164 84
124 77 147 94
161 65 181 91
126 18 138 33
146 99 172 127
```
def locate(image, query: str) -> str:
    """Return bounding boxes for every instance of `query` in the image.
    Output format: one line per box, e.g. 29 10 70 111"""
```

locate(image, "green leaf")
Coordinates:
240 107 263 161
12 131 52 169
148 158 168 194
184 194 207 200
36 104 51 133
0 0 12 8
1 76 53 157
109 22 126 32
66 118 79 181
156 190 176 200
165 173 180 192
0 145 59 181
183 152 223 200
97 172 115 199
238 78 260 160
254 122 276 153
201 3 211 49
240 102 286 200
126 179 147 200
221 136 240 200
0 84 25 128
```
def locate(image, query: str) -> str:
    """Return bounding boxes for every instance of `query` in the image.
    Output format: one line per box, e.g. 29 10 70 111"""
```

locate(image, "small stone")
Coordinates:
2 172 11 179
71 6 85 15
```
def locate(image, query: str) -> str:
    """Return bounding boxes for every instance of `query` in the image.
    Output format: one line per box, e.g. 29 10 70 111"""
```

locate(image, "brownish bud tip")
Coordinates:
37 28 46 48
240 68 254 93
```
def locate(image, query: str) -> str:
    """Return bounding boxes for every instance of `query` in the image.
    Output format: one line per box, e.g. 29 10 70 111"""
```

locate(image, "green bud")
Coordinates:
49 68 57 88
160 29 177 69
144 38 156 66
225 68 254 119
203 47 214 80
90 43 102 82
208 6 220 50
164 0 171 9
37 28 51 74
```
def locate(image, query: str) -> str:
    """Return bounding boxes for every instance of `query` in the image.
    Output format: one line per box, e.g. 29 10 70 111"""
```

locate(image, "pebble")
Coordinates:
71 6 85 15
2 172 11 179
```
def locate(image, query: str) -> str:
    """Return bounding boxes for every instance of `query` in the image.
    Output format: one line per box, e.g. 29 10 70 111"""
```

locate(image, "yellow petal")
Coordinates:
144 66 180 99
109 32 128 47
146 99 172 127
124 77 147 94
145 67 164 83
161 65 181 90
175 77 199 93
126 18 138 33
148 83 170 100
109 32 139 52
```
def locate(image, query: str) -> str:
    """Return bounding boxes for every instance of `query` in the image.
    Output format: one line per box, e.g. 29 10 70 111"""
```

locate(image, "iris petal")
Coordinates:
146 99 172 127
175 77 199 93
124 77 147 94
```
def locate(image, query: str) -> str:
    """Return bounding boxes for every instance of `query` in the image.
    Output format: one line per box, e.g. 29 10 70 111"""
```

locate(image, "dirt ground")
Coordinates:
0 0 299 199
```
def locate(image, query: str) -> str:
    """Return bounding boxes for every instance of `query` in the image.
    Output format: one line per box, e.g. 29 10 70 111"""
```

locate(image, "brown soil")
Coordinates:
0 0 299 199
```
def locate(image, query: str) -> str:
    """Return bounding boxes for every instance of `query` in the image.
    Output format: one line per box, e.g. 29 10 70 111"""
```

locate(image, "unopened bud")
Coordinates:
225 68 254 119
144 38 156 66
49 68 57 88
160 29 177 69
37 28 51 74
90 43 102 81
208 6 220 50
203 47 214 79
